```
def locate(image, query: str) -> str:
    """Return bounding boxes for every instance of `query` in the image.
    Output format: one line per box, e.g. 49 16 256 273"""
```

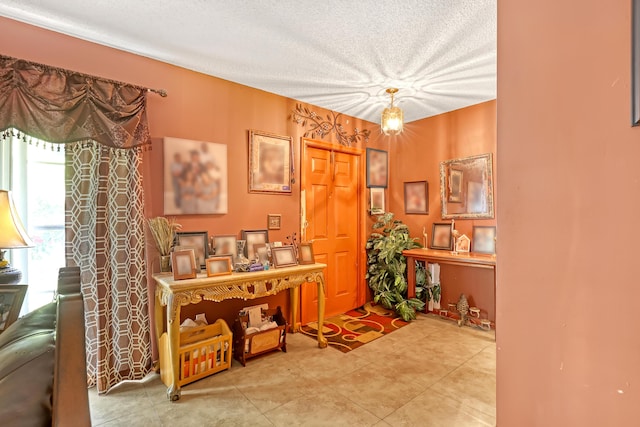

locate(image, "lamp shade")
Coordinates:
381 88 404 136
0 190 34 249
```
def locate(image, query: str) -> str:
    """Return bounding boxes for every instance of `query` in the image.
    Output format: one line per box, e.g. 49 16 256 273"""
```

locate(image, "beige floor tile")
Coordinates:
385 390 496 426
89 315 496 426
264 390 381 426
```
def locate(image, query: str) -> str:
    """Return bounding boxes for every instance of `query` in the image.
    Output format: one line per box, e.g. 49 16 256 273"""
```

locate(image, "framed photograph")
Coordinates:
254 243 270 264
175 231 208 270
404 181 429 214
206 256 233 277
366 148 388 188
163 137 228 215
172 249 197 280
431 222 453 250
271 245 298 268
267 214 281 230
241 229 269 261
455 234 471 253
248 130 293 194
298 243 315 264
370 188 385 214
448 169 463 202
213 235 237 258
0 284 27 332
472 226 497 254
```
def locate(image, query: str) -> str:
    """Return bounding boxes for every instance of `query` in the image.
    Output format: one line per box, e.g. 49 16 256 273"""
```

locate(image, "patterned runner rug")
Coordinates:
300 302 409 353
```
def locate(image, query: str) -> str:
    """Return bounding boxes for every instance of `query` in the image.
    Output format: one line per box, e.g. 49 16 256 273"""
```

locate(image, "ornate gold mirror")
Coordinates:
439 153 494 219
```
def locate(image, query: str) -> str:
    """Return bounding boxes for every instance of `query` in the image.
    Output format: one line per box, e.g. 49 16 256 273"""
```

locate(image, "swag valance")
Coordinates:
0 54 164 149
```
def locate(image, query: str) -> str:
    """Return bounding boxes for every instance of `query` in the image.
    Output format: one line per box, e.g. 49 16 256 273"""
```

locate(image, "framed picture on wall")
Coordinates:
404 181 429 214
366 148 388 188
431 222 453 250
248 130 293 194
267 214 281 230
370 188 385 214
163 137 228 215
472 226 497 254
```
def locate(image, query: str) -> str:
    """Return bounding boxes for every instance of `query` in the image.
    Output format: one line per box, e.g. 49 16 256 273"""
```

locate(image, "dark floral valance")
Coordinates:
0 54 153 149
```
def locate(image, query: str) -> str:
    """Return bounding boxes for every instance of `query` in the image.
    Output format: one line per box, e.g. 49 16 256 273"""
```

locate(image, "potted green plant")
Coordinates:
415 261 440 311
365 212 425 321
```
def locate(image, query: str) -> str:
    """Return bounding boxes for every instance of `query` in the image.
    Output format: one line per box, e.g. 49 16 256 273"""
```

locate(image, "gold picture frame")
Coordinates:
172 249 197 280
298 243 315 265
248 130 293 194
267 214 282 230
206 256 233 277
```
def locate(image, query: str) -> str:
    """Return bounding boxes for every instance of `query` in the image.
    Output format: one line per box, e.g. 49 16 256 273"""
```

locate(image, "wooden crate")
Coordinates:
160 318 232 387
233 306 287 366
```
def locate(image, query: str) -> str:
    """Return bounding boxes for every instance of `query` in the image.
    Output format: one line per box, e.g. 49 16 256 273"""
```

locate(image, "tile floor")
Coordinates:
89 314 496 426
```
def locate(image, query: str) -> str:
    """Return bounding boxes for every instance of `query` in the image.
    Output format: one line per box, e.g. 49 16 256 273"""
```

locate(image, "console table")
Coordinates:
403 249 496 321
153 263 327 401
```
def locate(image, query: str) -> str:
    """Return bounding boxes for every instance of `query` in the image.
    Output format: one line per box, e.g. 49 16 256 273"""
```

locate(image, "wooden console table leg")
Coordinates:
406 255 416 299
166 296 181 401
154 290 164 373
316 274 328 348
290 286 300 332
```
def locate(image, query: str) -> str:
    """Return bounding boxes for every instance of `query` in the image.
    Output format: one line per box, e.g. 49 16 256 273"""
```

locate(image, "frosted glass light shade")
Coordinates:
381 106 404 135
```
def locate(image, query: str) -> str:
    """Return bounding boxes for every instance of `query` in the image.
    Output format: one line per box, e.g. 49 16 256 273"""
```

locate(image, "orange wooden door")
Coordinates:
301 141 361 324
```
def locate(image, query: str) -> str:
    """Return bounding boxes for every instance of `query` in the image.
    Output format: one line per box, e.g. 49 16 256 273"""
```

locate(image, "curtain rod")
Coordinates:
1 54 168 98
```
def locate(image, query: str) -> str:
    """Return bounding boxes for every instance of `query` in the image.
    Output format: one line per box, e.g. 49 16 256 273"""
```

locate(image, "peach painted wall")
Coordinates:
389 101 497 319
498 0 640 425
0 17 381 349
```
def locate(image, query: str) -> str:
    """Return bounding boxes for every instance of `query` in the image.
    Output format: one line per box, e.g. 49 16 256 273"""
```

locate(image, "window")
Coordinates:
1 132 65 313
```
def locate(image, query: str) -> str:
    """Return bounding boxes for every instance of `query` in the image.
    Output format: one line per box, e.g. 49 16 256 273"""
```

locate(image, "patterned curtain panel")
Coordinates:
0 54 151 149
65 141 151 393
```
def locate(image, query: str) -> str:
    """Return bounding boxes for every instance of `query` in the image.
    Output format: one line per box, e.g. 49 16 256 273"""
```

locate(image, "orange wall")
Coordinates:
0 17 383 338
498 0 640 425
390 100 497 240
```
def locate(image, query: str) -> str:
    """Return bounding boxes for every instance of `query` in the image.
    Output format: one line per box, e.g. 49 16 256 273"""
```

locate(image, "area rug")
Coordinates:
300 302 408 353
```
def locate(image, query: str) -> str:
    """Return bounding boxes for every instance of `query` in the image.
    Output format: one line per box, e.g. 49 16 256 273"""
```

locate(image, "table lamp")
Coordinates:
0 190 34 284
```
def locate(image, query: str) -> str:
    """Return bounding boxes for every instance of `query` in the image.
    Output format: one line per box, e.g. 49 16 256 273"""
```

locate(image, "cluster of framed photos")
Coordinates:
431 223 496 255
169 229 316 281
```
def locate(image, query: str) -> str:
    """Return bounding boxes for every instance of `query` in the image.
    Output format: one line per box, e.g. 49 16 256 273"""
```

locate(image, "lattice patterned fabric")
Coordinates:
65 141 152 393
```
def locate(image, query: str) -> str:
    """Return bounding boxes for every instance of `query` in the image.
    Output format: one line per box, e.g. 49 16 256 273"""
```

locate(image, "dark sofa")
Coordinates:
0 267 91 426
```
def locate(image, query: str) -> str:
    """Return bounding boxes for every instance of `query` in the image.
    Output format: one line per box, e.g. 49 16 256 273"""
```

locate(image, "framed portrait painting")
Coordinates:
404 181 429 214
163 137 228 215
248 130 293 194
366 148 388 188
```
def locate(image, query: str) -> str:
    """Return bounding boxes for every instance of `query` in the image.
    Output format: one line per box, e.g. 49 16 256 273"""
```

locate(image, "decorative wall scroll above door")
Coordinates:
291 103 370 146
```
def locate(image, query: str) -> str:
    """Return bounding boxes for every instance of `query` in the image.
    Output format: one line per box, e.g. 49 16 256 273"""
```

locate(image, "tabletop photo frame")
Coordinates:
241 229 269 261
431 222 454 250
172 249 197 280
298 242 315 264
271 245 298 268
206 256 233 277
213 234 238 258
0 284 27 332
175 231 208 269
472 225 497 254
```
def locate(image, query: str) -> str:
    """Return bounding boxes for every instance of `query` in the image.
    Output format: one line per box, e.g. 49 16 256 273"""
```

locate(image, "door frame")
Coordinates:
300 138 367 311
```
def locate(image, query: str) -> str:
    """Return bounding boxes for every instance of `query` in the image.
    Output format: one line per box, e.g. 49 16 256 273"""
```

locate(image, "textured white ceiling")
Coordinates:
0 0 496 124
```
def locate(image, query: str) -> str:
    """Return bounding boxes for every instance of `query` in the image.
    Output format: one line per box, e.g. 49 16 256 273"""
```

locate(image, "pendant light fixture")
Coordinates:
381 88 404 135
